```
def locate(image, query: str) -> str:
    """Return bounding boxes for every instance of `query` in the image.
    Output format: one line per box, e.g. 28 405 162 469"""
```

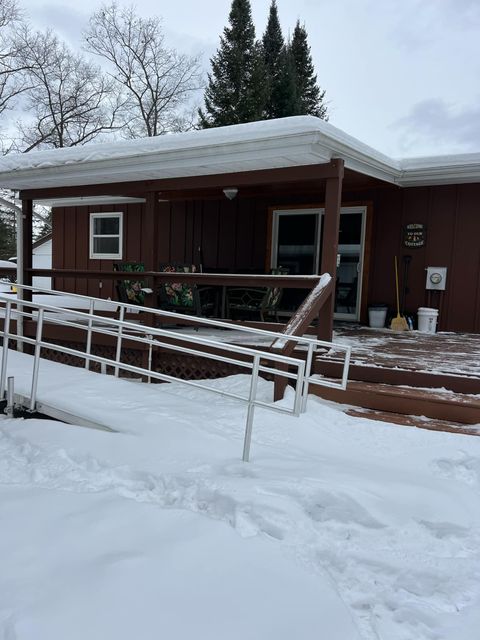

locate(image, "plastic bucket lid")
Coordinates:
418 307 438 315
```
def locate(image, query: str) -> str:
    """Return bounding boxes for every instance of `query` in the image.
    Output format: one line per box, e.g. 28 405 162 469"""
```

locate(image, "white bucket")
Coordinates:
368 306 388 328
417 307 438 333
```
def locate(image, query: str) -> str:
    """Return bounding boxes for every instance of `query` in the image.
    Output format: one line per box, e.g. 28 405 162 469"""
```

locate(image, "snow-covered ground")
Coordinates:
1 357 480 639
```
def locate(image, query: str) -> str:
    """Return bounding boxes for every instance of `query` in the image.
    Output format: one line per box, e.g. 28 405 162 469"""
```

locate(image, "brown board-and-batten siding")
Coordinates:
156 198 267 271
52 198 269 297
347 182 480 333
52 181 480 333
53 202 146 299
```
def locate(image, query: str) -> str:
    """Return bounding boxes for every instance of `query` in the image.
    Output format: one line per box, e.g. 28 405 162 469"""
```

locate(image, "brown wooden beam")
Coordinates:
318 160 344 341
26 269 322 289
20 161 343 201
272 277 334 401
21 199 33 302
142 192 158 328
143 192 157 271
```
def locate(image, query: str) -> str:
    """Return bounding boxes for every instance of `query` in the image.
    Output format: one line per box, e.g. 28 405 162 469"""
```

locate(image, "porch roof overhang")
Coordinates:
0 116 479 196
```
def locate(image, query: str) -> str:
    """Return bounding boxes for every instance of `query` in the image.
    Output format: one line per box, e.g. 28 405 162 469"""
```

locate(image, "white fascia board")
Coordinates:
309 119 402 184
0 130 330 190
398 153 480 186
1 116 480 190
312 139 400 184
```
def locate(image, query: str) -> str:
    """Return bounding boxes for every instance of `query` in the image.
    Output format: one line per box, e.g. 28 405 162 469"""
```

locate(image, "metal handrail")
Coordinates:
4 282 351 385
0 285 351 460
2 282 351 395
1 294 307 462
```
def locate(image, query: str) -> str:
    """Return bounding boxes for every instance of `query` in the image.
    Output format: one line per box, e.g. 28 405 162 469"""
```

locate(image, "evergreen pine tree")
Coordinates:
198 0 265 128
274 45 301 118
262 0 284 119
290 21 328 120
0 209 16 261
248 41 269 121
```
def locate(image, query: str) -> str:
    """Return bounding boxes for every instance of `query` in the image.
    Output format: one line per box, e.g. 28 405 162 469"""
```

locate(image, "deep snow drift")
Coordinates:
1 370 480 640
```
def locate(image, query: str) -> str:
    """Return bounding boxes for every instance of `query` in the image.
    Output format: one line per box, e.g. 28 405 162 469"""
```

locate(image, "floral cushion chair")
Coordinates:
114 262 147 306
158 264 217 316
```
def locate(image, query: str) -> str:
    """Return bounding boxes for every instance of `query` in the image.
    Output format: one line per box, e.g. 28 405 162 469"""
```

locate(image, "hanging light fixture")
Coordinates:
223 187 238 200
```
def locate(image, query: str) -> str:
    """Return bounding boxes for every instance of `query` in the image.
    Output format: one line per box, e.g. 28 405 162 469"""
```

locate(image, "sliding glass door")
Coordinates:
271 206 366 321
272 209 322 312
334 209 365 321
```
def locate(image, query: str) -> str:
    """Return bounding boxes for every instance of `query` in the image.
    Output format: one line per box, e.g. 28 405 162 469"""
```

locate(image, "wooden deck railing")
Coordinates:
21 268 322 289
270 275 334 400
0 268 335 344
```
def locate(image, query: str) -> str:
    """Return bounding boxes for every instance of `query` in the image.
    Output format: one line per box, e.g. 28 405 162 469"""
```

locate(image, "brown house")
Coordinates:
1 116 479 333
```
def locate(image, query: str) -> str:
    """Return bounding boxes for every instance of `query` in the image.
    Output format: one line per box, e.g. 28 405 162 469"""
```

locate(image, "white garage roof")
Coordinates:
0 116 479 190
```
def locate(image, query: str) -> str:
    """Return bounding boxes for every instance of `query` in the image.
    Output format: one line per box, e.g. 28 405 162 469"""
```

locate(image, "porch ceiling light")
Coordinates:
223 187 238 200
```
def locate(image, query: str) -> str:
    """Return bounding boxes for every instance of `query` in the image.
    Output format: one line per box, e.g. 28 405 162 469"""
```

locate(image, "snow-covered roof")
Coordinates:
0 116 479 191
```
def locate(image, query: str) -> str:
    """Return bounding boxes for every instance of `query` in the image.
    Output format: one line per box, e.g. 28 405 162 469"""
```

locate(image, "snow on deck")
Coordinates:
330 325 480 379
1 346 480 639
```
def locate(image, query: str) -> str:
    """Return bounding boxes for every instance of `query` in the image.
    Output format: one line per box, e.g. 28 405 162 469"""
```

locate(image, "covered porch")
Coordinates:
0 117 409 346
1 117 478 430
17 159 350 343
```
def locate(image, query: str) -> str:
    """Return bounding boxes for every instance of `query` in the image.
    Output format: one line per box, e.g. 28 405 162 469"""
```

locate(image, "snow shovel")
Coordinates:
390 256 409 331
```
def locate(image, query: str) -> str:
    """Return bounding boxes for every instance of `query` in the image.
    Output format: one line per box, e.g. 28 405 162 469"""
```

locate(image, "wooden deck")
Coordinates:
311 325 480 428
316 325 480 394
2 305 478 428
332 325 480 378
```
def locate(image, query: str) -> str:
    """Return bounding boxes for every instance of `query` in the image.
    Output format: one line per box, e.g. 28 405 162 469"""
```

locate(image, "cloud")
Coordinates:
392 98 480 156
385 0 480 51
27 3 91 48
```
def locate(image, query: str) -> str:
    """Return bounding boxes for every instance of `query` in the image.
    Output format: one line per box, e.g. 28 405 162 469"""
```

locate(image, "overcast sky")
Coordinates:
23 0 480 158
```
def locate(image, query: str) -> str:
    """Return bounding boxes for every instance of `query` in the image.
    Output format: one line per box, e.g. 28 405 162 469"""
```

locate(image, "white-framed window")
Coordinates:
89 212 123 259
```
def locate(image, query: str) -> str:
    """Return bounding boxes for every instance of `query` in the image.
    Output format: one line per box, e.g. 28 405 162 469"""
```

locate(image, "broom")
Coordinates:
390 256 409 331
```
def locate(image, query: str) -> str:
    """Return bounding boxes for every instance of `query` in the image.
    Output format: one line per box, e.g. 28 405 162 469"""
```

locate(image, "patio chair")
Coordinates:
335 276 358 314
226 267 288 322
157 263 218 317
113 262 147 306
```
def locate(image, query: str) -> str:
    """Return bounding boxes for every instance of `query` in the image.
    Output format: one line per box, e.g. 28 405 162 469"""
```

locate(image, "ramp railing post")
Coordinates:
341 346 352 390
85 299 95 370
292 359 306 416
242 354 260 463
5 376 14 418
0 300 12 399
301 343 315 413
114 306 125 378
29 307 44 412
147 334 153 384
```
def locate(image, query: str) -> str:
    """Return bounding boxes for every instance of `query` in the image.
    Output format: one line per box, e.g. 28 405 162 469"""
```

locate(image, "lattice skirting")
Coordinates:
38 341 144 377
152 351 242 380
37 341 239 381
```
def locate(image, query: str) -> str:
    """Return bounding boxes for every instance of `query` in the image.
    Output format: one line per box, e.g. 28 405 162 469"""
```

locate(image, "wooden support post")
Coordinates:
143 192 158 327
21 199 33 301
17 199 34 353
318 159 344 342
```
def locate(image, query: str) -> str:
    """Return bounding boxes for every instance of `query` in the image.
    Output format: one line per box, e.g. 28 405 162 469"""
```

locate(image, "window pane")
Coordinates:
277 214 317 274
93 237 119 255
339 213 362 245
94 216 119 235
276 213 318 311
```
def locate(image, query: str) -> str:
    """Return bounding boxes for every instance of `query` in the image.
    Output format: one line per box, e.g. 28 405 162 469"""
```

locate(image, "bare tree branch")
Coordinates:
0 0 30 117
84 2 203 137
12 26 121 150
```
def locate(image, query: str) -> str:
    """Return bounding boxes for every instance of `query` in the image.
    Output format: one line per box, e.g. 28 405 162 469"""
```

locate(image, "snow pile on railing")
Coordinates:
272 273 332 350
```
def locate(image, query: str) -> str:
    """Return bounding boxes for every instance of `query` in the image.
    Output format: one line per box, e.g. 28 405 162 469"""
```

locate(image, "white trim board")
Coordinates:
0 116 480 190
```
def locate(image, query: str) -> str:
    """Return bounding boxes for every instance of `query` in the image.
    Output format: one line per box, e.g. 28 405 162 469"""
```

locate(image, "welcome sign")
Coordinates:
404 223 426 248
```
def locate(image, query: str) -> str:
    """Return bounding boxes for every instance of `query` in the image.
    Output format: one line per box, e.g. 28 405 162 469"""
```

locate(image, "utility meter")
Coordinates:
426 267 447 291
